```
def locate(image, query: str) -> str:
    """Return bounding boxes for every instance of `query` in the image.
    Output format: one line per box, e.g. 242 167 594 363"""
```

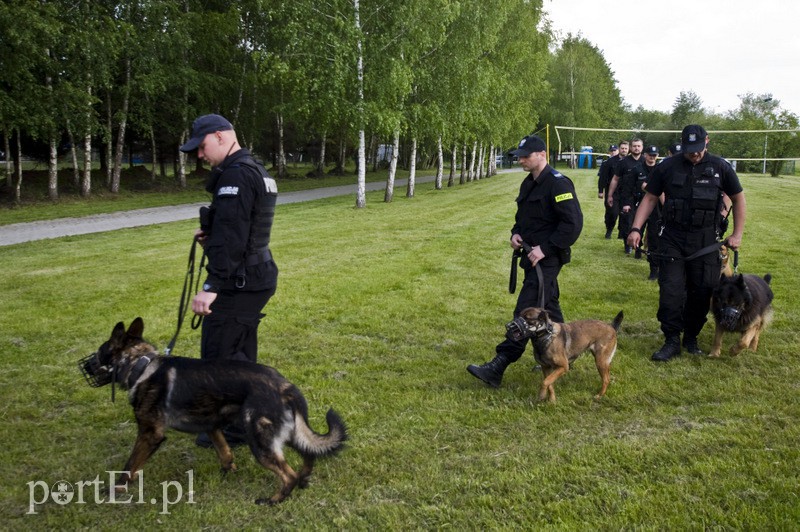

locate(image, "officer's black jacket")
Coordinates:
614 155 646 208
644 151 742 230
512 165 583 261
203 149 278 292
597 154 621 193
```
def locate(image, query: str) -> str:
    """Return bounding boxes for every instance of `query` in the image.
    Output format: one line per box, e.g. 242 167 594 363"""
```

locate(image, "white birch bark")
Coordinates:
435 135 443 190
354 0 366 208
384 129 399 202
406 136 417 198
110 57 131 194
448 143 456 187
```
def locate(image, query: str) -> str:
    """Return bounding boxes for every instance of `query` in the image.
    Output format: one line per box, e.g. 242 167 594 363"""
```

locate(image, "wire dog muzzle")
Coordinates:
78 352 115 388
719 307 742 330
505 317 531 342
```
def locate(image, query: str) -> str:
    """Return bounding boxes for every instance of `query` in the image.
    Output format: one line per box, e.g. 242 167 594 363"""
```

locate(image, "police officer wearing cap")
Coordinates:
467 134 583 388
628 125 746 361
179 114 279 364
597 144 621 239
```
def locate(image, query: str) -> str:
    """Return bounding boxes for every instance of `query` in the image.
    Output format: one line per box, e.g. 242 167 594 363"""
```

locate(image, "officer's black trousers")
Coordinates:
657 228 720 339
496 259 563 363
604 190 619 233
201 287 276 363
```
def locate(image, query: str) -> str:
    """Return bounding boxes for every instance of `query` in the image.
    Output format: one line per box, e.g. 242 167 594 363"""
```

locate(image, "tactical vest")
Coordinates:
238 159 277 259
662 158 722 230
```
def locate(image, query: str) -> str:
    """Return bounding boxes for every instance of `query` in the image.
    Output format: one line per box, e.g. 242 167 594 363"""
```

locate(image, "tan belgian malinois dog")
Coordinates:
508 308 624 402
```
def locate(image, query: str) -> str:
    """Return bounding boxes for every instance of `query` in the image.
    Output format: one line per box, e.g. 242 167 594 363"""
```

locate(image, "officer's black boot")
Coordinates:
648 265 659 281
467 354 512 388
682 337 705 355
651 335 681 362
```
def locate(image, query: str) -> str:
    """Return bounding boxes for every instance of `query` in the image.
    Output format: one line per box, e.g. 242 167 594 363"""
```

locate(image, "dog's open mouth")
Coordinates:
505 317 533 342
78 353 114 387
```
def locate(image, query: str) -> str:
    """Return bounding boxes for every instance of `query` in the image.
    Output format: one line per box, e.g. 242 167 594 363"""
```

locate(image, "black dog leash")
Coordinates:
508 241 545 308
640 240 733 264
165 237 206 355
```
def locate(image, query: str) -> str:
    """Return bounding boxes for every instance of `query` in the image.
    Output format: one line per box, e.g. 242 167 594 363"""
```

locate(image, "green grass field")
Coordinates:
1 168 798 529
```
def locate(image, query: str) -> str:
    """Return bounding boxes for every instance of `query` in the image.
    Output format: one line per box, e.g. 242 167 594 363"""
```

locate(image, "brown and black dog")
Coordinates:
710 273 773 358
507 308 624 402
80 318 347 505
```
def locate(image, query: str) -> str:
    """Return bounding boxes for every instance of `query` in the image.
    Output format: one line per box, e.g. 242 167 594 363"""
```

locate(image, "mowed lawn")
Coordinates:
1 168 798 529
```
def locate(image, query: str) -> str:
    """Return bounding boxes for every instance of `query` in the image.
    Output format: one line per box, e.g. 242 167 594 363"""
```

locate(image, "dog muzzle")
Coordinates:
719 307 742 330
505 317 531 342
78 352 115 387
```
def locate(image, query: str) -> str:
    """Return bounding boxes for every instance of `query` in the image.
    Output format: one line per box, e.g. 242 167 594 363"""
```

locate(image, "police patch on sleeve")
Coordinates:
217 186 239 197
263 177 277 193
555 192 574 202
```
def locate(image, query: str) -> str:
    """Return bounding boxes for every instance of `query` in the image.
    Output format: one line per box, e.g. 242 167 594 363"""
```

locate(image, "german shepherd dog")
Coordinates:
79 318 347 505
710 273 774 358
506 308 624 402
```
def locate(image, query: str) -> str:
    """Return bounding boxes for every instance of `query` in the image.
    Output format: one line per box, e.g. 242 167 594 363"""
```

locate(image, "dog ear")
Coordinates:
111 321 126 340
127 317 145 338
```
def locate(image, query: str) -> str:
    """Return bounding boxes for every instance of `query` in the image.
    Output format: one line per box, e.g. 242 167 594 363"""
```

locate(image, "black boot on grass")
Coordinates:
467 354 511 388
651 336 681 362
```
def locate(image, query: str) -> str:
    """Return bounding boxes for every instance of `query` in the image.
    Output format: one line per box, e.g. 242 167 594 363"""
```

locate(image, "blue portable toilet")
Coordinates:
578 146 593 168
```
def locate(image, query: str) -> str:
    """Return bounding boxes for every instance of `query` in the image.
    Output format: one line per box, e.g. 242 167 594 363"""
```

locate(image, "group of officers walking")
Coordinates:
596 125 745 360
468 124 745 388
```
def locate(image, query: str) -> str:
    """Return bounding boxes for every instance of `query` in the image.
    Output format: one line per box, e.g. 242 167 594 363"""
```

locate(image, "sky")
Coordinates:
543 0 800 117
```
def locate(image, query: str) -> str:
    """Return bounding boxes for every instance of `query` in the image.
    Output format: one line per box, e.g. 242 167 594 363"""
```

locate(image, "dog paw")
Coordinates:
707 352 721 358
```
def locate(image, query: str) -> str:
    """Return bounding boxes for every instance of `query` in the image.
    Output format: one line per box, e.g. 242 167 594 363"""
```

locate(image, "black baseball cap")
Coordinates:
681 124 707 153
645 145 659 156
510 134 546 157
670 143 682 154
180 114 234 152
609 144 618 151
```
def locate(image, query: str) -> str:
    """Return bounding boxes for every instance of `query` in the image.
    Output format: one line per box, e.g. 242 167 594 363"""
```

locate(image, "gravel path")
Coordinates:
0 174 451 247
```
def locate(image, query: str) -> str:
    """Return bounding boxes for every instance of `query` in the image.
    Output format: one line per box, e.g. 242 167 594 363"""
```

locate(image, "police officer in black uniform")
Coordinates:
641 145 662 277
597 144 620 239
607 138 645 253
467 134 583 387
628 125 746 361
179 114 279 364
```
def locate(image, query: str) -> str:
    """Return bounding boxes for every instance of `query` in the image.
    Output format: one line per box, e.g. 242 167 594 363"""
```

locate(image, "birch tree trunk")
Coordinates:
468 140 477 181
488 144 496 176
384 129 399 202
435 135 443 190
110 56 131 194
448 143 456 187
276 112 287 180
66 122 80 188
477 143 485 180
82 83 92 193
406 136 417 198
14 131 22 203
460 142 467 184
150 125 157 180
44 51 59 200
317 131 327 176
48 138 58 200
4 131 12 186
353 0 366 208
105 91 113 188
177 84 188 187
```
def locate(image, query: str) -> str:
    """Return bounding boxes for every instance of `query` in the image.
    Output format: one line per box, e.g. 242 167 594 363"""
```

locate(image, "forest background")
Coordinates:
1 0 799 209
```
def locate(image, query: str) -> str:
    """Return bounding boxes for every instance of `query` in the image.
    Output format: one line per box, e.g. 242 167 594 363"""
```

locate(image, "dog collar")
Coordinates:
126 356 152 388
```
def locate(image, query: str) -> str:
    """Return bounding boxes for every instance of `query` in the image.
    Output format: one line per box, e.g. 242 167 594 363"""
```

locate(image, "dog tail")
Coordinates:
611 310 624 332
764 273 772 285
293 408 348 458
